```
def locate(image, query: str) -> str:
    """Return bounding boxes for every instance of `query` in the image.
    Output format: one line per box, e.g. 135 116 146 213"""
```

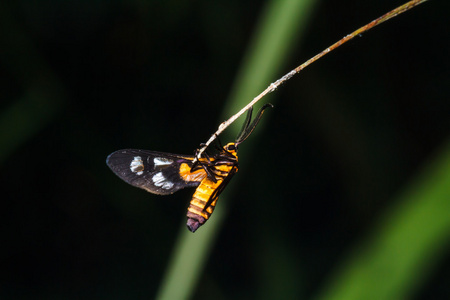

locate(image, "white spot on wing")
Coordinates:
130 156 144 175
154 157 173 166
162 182 174 189
152 172 174 190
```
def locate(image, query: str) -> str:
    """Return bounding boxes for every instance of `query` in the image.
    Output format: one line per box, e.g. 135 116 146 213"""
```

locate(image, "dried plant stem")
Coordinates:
194 0 429 162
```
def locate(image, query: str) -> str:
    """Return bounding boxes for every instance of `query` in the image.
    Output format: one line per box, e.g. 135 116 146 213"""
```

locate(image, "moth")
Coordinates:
106 104 272 232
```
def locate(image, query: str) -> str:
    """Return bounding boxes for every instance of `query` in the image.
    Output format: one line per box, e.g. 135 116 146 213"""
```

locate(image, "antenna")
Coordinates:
193 0 429 163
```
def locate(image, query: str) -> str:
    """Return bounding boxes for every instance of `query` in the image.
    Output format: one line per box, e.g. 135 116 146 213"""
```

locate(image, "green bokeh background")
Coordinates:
1 0 449 299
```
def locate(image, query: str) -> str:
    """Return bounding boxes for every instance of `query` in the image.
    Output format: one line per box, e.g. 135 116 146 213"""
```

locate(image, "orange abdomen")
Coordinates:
186 164 236 232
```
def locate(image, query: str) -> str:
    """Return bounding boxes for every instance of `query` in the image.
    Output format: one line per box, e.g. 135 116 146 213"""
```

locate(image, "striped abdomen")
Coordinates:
186 164 236 232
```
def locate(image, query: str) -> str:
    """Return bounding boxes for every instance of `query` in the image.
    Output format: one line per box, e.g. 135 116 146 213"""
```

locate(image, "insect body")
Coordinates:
106 104 272 232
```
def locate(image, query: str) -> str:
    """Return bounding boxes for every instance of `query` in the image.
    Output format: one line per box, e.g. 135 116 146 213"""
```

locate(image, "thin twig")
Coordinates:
194 0 429 162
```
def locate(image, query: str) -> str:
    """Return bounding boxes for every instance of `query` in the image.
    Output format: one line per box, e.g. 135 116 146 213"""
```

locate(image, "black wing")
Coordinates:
106 149 203 195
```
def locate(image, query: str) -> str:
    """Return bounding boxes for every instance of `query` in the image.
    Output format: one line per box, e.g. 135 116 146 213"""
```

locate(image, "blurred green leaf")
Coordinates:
316 140 450 300
155 0 318 299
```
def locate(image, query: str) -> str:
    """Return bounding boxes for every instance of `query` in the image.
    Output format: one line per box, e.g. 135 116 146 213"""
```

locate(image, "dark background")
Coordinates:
1 0 449 299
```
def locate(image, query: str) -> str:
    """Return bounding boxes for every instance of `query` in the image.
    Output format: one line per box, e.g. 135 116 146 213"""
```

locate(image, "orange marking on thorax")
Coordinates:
179 163 207 182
